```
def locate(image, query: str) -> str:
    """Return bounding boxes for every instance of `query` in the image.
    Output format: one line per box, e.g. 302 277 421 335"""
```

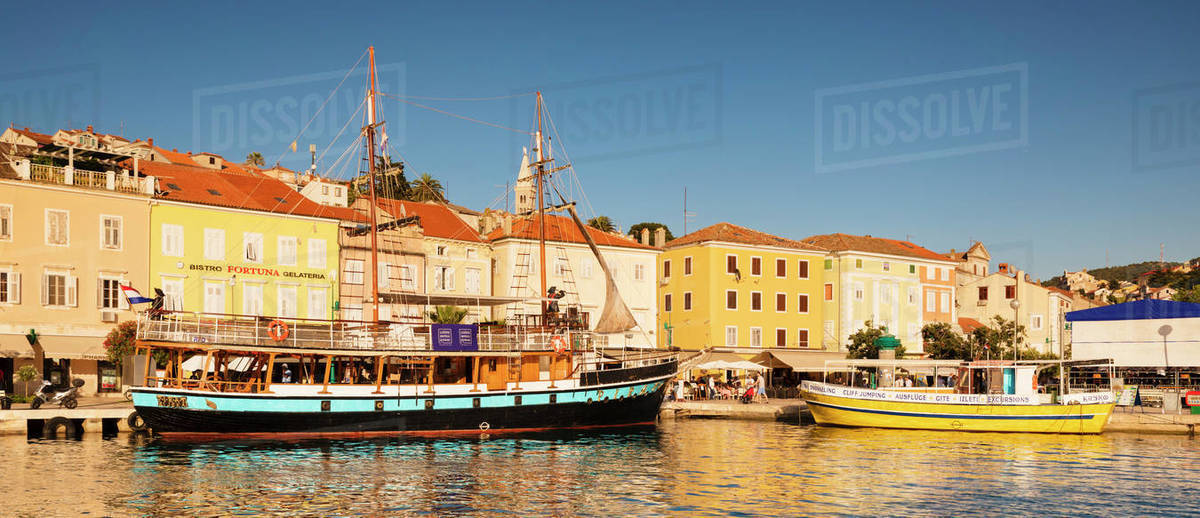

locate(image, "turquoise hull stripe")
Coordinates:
133 380 667 413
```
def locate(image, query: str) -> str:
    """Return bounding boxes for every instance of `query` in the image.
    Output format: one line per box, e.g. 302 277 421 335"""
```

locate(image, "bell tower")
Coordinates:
514 146 535 214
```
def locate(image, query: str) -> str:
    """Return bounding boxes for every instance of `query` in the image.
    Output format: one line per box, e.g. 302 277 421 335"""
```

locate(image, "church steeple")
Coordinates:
514 146 535 214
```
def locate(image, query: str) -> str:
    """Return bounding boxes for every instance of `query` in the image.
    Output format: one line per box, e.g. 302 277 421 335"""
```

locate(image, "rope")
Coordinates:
377 92 532 135
383 92 536 102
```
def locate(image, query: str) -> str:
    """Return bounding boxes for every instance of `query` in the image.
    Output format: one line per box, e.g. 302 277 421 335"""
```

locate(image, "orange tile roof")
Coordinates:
376 198 484 243
10 128 53 145
958 317 986 333
802 233 951 262
486 213 656 250
665 222 826 251
142 161 351 221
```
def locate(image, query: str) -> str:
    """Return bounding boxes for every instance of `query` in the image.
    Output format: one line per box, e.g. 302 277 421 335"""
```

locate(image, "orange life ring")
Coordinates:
267 320 289 341
551 335 569 354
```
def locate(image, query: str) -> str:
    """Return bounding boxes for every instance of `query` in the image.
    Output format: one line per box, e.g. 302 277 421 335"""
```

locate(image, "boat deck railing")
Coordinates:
135 311 611 353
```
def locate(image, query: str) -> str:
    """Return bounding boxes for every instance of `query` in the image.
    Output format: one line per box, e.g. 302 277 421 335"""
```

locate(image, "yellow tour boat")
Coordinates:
800 359 1117 434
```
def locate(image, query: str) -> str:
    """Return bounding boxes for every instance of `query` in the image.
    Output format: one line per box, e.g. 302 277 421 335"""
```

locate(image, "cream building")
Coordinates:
955 263 1072 356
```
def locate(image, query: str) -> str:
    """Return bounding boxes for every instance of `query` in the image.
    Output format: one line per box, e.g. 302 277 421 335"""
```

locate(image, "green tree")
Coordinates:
410 173 446 202
16 365 39 397
586 216 616 233
427 305 468 324
921 322 971 360
627 222 675 246
967 316 1027 359
349 158 410 204
245 151 265 167
1175 286 1200 303
846 321 906 359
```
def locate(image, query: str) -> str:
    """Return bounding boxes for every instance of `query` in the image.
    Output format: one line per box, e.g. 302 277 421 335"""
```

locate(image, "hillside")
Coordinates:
1041 260 1185 289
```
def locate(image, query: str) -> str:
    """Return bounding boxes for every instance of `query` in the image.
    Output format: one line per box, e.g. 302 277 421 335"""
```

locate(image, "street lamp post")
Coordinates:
1010 298 1021 362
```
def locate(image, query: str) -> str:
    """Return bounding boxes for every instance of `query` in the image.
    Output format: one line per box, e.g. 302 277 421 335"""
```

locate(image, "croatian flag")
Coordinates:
121 285 153 305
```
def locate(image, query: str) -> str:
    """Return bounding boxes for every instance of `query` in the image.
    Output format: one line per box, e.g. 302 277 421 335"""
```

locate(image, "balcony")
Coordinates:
20 161 151 195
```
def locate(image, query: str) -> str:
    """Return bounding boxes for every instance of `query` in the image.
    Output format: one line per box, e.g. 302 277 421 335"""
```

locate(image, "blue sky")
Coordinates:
3 1 1199 279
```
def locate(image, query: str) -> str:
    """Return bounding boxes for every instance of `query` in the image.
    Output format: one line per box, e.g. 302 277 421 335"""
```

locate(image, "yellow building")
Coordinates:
657 223 827 351
144 161 342 320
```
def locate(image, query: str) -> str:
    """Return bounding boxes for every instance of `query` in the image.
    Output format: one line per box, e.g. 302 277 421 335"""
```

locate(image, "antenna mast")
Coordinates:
535 92 548 322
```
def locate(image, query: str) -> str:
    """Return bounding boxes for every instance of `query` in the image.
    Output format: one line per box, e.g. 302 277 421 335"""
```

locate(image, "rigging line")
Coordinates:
312 95 368 175
378 92 533 135
378 91 537 102
269 48 370 167
236 49 370 214
545 106 600 222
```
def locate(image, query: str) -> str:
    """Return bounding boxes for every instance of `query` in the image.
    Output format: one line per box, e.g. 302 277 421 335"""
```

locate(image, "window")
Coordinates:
880 284 892 305
1031 314 1044 330
776 292 787 312
664 293 673 312
0 204 11 240
683 291 692 310
855 258 863 269
343 305 363 322
726 255 738 274
378 262 391 286
979 286 989 301
909 264 916 274
203 281 225 314
45 209 69 246
308 239 327 269
466 248 477 259
634 264 645 281
751 291 762 311
580 260 593 279
797 294 809 313
776 258 786 277
882 261 890 271
162 224 183 257
344 260 364 285
854 283 864 301
663 260 671 278
322 185 329 195
684 256 693 275
309 288 327 320
824 283 834 301
940 268 948 281
334 187 342 197
434 266 455 291
1005 285 1016 299
824 259 833 270
400 265 416 290
751 257 762 276
204 228 225 260
464 267 481 294
161 278 184 311
940 292 950 312
797 329 810 348
776 328 787 348
101 216 121 250
41 271 76 307
243 283 263 316
277 286 297 318
278 236 298 266
926 293 936 312
750 327 763 347
97 278 128 309
0 271 21 303
436 245 447 256
726 290 737 310
798 260 809 279
551 258 567 277
725 326 737 347
243 232 263 263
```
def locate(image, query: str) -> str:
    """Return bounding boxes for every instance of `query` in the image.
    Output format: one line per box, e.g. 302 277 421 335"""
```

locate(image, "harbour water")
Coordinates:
7 420 1199 516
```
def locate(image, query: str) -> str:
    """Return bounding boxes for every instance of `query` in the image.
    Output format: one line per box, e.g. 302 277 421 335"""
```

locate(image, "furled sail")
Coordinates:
562 204 638 334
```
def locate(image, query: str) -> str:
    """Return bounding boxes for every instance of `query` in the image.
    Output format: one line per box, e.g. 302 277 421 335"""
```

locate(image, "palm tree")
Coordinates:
587 216 615 233
427 305 468 324
410 173 446 202
245 152 265 167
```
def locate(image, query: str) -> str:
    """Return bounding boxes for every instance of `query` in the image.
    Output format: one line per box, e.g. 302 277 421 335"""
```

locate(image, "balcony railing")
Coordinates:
24 163 150 194
30 163 65 184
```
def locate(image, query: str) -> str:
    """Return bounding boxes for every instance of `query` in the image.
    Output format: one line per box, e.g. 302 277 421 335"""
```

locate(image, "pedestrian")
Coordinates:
281 365 292 383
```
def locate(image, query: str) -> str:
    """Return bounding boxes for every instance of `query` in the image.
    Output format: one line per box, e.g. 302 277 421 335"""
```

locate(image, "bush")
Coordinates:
103 320 139 367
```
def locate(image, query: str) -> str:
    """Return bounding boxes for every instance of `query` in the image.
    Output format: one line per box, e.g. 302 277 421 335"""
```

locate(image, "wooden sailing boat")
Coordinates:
127 48 677 438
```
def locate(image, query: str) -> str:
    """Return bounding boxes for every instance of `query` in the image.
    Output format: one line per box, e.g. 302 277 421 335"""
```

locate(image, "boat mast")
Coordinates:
365 46 382 322
535 92 548 322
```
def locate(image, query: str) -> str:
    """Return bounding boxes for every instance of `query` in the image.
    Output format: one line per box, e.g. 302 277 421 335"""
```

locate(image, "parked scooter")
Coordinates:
30 378 83 409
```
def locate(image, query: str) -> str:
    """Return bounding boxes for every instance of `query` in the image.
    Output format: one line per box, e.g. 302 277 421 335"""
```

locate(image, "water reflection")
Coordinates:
5 422 1198 516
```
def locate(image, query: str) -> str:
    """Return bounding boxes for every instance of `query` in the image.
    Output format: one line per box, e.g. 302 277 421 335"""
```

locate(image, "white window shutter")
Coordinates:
96 278 103 308
40 274 48 306
448 268 455 290
9 273 20 304
68 275 78 307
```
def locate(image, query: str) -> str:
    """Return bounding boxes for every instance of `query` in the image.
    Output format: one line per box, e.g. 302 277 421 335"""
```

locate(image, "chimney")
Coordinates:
640 228 650 244
86 125 94 133
148 138 154 147
502 215 512 236
654 227 666 247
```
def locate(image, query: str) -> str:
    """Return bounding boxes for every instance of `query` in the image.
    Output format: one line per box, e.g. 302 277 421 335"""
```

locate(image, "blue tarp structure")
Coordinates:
1065 299 1200 322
